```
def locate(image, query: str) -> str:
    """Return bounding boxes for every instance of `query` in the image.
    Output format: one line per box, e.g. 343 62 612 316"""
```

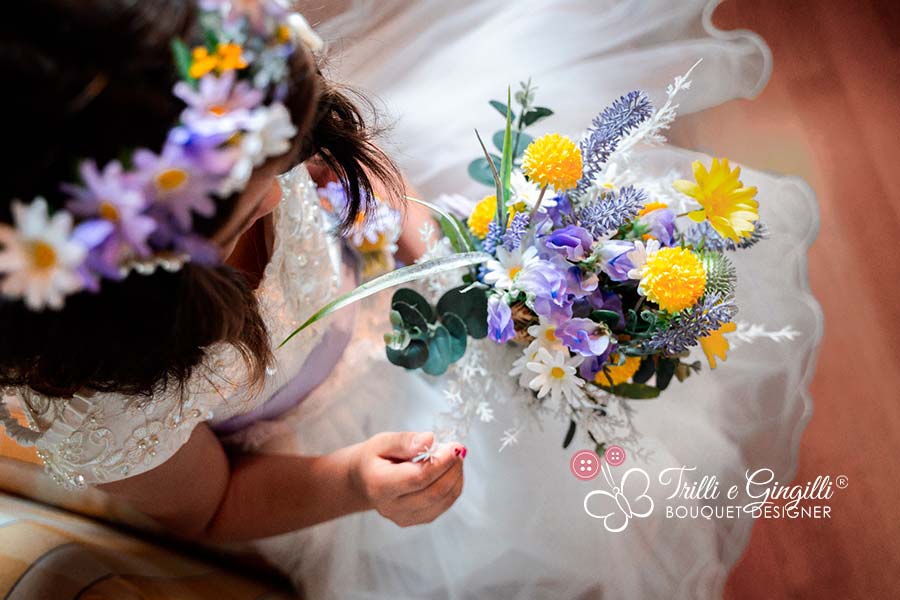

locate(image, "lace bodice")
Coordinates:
0 165 343 487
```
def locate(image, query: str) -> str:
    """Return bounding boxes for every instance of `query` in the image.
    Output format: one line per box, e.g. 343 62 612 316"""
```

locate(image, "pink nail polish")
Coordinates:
461 447 468 458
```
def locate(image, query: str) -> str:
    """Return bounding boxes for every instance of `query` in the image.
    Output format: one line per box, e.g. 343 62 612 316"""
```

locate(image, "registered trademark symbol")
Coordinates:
835 475 849 489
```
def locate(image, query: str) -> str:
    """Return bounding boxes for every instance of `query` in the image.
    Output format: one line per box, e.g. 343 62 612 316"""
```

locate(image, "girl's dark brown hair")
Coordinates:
0 0 401 398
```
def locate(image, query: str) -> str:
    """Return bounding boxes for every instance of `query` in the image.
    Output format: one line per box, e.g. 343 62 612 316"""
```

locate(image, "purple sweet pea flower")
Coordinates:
174 72 263 137
564 265 599 299
64 160 157 262
597 240 636 282
556 318 611 357
487 296 516 344
534 193 573 232
638 206 677 246
543 224 594 261
517 259 573 324
589 288 626 331
578 348 618 382
132 141 218 230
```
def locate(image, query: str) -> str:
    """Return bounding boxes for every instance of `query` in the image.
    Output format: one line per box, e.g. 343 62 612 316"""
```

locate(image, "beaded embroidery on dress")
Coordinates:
0 164 343 487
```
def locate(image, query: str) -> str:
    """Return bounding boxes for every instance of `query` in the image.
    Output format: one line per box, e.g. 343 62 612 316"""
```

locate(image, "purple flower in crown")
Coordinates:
63 160 157 274
597 240 636 282
132 141 218 230
167 126 238 176
487 296 516 344
543 224 594 261
637 205 676 246
174 72 263 137
556 318 612 358
517 259 572 324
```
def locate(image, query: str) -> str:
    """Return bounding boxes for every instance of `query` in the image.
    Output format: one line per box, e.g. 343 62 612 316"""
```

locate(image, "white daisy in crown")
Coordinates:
0 198 87 311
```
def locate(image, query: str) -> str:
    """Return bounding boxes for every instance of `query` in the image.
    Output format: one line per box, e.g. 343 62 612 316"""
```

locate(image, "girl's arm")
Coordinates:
99 424 464 542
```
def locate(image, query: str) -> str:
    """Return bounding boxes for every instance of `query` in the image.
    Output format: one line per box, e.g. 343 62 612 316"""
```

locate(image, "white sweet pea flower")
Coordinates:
0 198 87 311
483 245 539 290
626 238 660 280
525 347 585 405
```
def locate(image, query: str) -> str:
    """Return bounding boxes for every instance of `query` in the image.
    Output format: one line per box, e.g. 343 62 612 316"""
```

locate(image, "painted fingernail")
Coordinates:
461 447 468 458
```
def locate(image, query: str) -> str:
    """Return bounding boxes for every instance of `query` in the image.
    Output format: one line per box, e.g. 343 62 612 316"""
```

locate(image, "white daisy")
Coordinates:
219 103 297 196
525 347 585 405
526 318 567 351
285 12 324 52
510 170 556 211
625 238 660 280
483 245 538 290
510 340 542 388
0 198 87 311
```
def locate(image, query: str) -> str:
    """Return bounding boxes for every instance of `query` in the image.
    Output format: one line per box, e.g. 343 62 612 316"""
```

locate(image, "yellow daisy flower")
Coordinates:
467 194 497 239
189 43 248 79
699 321 737 369
595 355 642 387
522 134 582 191
638 247 706 313
673 158 759 242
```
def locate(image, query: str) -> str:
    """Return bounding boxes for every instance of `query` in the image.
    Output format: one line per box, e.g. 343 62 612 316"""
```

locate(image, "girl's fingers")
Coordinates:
399 457 463 503
370 431 435 461
394 467 465 526
377 442 460 496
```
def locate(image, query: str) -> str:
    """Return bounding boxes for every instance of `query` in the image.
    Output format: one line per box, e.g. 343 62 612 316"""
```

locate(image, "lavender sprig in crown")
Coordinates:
0 0 322 311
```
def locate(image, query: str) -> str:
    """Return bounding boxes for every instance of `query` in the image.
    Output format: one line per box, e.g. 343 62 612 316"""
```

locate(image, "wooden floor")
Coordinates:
669 1 900 597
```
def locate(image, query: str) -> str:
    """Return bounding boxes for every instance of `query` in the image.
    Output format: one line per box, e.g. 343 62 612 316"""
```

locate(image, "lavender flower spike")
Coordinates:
579 185 647 237
576 90 652 196
502 213 530 252
642 293 738 355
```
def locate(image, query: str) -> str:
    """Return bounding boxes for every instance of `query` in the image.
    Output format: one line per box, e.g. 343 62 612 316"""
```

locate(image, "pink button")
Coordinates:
604 445 626 467
570 450 601 481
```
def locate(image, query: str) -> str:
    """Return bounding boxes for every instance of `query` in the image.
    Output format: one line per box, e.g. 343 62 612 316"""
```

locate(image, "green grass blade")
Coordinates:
404 195 474 252
498 87 513 226
280 251 492 347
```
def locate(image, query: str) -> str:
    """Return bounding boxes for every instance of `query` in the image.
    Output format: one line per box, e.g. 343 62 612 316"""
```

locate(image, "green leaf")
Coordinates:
632 358 656 384
609 382 661 399
170 38 195 85
562 420 577 449
492 130 534 159
489 100 513 119
591 309 622 329
392 301 429 333
386 340 429 369
280 252 493 347
441 312 468 362
405 195 475 253
467 156 502 187
391 288 434 323
499 88 514 222
437 286 488 339
203 27 219 51
422 325 453 376
474 129 504 204
521 106 554 127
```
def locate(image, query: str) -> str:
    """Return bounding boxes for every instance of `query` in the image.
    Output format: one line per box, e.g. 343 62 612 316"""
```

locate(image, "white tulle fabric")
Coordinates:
2 165 343 487
245 1 821 599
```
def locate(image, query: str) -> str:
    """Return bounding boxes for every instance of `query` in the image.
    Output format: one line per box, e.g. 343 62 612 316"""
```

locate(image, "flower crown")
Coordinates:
0 0 323 311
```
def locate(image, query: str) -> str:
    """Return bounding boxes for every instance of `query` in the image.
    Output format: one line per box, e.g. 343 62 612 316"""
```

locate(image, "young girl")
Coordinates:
1 1 821 598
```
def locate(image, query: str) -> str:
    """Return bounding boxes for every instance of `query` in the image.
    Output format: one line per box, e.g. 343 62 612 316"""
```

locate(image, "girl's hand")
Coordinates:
351 431 466 527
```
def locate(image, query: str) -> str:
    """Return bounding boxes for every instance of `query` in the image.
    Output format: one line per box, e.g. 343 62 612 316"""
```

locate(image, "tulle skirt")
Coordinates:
247 1 822 598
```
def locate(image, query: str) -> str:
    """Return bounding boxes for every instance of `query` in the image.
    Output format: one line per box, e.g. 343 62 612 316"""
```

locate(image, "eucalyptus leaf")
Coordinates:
467 156 502 187
441 312 468 362
521 106 554 127
386 340 429 369
280 252 492 347
422 325 453 376
392 288 435 323
437 286 488 339
632 358 656 384
609 382 661 399
492 130 534 158
392 301 429 333
489 100 512 119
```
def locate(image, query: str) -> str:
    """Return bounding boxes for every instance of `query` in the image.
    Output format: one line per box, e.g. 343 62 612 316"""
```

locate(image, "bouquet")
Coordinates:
287 64 773 449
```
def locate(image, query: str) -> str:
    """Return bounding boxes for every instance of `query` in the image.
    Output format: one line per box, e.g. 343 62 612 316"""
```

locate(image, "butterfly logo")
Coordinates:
583 461 654 532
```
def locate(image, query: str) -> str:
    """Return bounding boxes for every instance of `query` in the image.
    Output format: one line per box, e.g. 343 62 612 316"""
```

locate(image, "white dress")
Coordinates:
3 1 822 598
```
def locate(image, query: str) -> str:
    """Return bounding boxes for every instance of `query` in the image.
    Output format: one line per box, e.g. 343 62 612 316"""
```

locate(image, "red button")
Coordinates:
570 450 601 481
604 445 626 467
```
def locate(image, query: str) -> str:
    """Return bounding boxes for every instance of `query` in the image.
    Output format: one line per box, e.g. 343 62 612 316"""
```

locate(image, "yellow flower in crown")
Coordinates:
522 133 583 191
595 355 642 387
638 247 706 313
673 158 759 242
467 194 497 239
189 43 248 79
699 321 737 369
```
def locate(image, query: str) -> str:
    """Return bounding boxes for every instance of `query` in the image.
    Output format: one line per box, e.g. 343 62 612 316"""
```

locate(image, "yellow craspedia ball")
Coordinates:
521 133 583 191
639 247 707 313
595 355 642 387
467 194 497 239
